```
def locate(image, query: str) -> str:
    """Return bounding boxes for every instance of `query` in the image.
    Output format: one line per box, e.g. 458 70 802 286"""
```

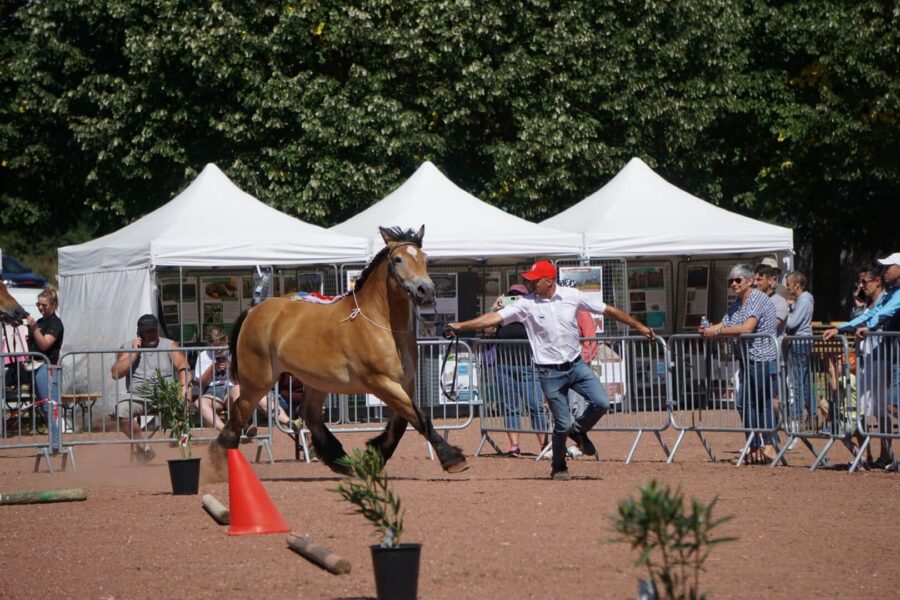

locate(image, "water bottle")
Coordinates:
700 315 710 329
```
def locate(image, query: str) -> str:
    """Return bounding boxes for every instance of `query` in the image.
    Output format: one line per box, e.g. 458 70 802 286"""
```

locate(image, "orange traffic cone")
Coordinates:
226 449 291 536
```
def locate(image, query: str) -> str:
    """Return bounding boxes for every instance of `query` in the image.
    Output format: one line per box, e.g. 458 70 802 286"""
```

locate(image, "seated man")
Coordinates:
194 326 294 435
110 314 189 463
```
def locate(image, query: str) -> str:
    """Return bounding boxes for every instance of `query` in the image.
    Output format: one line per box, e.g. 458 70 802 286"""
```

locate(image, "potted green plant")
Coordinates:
140 370 200 495
609 480 736 600
332 446 421 600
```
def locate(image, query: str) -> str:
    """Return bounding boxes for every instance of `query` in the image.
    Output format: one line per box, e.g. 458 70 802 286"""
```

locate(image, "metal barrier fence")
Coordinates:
667 333 785 466
1 350 63 470
851 331 900 472
774 335 859 470
472 336 671 463
275 340 476 462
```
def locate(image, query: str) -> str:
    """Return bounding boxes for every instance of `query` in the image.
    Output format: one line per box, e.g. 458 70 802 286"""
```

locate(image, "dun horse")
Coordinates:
209 226 469 476
0 281 28 325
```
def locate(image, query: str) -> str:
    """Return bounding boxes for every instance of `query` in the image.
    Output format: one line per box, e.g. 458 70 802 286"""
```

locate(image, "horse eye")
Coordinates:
393 256 402 264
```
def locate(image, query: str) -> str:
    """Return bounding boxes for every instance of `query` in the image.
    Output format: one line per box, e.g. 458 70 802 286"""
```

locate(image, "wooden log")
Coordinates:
201 494 229 525
0 488 87 505
287 533 352 575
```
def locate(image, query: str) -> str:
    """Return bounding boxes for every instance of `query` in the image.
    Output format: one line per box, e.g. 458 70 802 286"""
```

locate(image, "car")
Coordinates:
1 255 48 288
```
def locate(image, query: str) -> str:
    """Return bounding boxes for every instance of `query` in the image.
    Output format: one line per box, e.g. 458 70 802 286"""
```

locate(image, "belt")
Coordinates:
535 356 581 371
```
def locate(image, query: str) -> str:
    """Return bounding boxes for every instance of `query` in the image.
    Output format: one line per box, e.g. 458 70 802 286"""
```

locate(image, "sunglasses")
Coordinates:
35 302 49 308
727 278 744 285
858 278 876 285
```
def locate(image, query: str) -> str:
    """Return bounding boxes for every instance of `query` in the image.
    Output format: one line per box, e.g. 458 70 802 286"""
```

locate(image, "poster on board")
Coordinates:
200 276 242 339
558 266 604 333
159 276 200 342
417 273 458 338
627 266 668 331
683 264 711 329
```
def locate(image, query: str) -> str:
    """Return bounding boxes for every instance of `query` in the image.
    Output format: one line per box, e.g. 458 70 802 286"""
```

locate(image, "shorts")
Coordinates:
202 382 233 404
113 394 152 419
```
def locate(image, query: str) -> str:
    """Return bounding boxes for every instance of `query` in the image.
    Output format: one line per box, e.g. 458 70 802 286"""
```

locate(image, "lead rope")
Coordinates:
439 334 460 402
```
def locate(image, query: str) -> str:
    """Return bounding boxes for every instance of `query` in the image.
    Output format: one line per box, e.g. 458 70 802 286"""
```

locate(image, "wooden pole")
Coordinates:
0 488 87 505
287 533 352 575
201 494 229 525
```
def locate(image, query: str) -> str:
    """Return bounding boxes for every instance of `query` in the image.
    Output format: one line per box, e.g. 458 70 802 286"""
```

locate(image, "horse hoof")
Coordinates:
444 460 470 474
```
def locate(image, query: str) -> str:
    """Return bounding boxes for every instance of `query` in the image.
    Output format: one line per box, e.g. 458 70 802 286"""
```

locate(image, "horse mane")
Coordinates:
352 227 421 293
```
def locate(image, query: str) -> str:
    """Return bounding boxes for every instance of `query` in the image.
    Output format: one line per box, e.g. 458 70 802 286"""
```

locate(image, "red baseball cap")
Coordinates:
521 260 557 281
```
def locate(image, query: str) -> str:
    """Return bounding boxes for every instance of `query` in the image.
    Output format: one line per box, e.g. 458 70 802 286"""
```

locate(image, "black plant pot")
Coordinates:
167 457 201 495
370 543 422 600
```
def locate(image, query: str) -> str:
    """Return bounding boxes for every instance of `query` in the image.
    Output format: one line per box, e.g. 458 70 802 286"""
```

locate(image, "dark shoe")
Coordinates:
567 427 597 457
550 469 571 481
506 444 521 457
240 426 258 443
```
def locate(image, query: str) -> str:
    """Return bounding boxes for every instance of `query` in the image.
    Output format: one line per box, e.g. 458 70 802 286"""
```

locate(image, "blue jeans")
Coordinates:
538 358 609 470
741 360 777 448
497 363 548 432
788 340 813 421
34 363 61 451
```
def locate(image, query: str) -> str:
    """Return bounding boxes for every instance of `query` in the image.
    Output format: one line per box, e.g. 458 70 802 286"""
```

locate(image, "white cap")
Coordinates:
877 252 900 267
760 257 780 271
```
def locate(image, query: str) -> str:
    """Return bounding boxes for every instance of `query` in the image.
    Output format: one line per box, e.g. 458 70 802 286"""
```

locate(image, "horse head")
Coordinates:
379 225 435 307
0 281 29 325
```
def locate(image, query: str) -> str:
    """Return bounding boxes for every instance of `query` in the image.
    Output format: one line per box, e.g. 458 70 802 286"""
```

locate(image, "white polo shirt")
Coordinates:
497 285 606 365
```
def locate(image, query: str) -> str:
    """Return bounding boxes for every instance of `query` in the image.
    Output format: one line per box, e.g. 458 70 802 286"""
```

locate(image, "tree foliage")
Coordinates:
2 1 897 315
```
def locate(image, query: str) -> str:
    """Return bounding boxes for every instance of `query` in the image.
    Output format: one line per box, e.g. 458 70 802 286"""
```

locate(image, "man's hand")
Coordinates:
822 328 839 341
131 337 143 349
636 323 655 340
444 323 460 339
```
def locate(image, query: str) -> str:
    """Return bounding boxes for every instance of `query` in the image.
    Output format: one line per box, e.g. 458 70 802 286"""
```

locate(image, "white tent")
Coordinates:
330 161 584 260
542 157 793 257
58 163 369 353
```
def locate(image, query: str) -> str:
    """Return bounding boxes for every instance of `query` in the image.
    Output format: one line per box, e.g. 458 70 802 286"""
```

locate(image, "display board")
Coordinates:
627 266 668 331
418 273 458 338
159 276 200 342
683 264 711 329
558 266 604 333
200 276 243 340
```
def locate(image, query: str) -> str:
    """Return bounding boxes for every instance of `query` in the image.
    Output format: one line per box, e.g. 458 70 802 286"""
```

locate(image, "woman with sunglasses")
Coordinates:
25 286 64 452
700 264 779 464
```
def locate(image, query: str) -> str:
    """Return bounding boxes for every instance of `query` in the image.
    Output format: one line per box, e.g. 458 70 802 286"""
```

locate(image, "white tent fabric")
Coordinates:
542 157 793 257
330 161 584 260
58 163 369 354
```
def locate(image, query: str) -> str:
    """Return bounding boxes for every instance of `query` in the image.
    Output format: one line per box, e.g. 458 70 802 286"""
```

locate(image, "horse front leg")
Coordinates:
367 414 409 463
368 378 469 473
302 387 349 474
205 383 266 482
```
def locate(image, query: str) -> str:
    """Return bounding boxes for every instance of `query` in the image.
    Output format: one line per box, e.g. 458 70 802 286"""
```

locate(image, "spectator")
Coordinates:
193 326 294 436
784 270 815 431
700 264 779 464
490 284 549 457
110 314 190 463
446 259 654 480
755 264 789 338
760 257 791 300
25 287 64 453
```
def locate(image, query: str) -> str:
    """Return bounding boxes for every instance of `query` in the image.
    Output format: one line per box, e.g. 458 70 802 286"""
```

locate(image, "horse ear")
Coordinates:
379 226 395 245
414 225 425 246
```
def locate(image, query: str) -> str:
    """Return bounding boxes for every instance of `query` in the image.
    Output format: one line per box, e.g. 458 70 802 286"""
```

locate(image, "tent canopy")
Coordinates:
331 161 583 260
542 157 793 257
59 163 368 275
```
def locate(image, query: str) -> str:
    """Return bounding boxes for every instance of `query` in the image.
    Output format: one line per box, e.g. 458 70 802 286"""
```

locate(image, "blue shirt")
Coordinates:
838 286 899 331
786 290 814 336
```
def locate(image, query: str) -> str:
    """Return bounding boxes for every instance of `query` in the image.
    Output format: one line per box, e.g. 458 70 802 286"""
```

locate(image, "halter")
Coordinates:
341 241 423 334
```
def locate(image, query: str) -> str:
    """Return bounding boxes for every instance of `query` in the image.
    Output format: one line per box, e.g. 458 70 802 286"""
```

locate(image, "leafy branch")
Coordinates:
138 370 192 459
331 446 404 548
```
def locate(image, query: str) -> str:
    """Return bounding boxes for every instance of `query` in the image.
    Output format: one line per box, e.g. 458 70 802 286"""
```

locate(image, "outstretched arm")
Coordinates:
446 312 503 337
604 305 655 340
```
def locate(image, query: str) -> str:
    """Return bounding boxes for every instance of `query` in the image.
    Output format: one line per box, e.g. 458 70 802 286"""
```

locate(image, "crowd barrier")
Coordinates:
667 333 786 466
850 332 900 472
3 333 897 474
472 337 671 463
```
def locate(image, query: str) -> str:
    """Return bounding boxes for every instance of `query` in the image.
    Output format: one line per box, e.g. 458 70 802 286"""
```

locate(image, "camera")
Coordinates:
497 295 519 308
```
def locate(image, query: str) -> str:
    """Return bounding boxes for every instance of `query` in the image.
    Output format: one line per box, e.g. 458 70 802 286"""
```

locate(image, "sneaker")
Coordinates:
567 427 597 457
506 444 521 457
567 445 583 458
288 418 303 433
550 469 572 481
240 426 258 443
787 438 800 451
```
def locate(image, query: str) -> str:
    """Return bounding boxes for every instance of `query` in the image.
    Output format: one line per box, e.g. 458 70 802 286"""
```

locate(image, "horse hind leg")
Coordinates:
302 387 349 474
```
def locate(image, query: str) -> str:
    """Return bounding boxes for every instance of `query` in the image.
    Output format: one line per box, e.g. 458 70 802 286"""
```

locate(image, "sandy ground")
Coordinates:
0 422 897 600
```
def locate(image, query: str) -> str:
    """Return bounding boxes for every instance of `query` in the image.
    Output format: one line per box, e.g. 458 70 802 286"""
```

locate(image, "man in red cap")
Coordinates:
447 259 653 480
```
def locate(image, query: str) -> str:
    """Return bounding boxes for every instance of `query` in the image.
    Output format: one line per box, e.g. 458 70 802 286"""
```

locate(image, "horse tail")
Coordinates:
229 309 249 384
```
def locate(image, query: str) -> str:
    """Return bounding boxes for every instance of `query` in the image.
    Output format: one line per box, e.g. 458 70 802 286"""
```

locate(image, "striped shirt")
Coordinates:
723 289 778 362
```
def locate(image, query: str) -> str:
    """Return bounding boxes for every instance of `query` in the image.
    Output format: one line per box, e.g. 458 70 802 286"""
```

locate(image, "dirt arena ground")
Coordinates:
0 423 897 600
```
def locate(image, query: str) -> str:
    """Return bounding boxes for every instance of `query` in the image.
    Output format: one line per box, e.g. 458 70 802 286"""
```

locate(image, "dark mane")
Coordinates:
353 227 421 293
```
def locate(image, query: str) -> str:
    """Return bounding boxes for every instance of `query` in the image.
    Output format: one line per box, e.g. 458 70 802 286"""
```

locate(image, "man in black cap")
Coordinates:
110 314 189 463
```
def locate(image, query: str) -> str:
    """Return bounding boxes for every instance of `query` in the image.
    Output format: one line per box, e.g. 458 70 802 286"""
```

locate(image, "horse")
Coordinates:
0 281 28 325
208 225 469 477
